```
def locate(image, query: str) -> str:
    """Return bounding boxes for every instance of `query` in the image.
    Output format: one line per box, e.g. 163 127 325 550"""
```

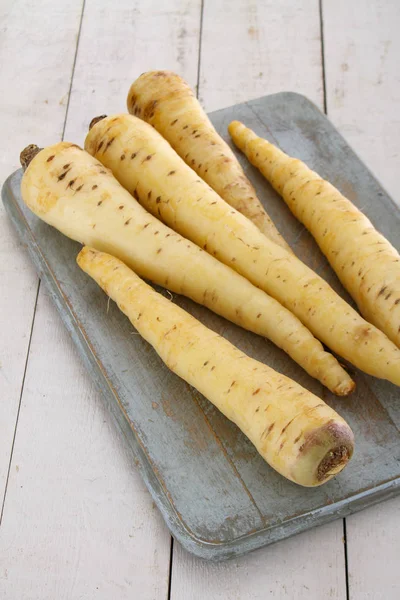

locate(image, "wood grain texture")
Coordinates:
323 0 400 202
65 0 202 143
0 290 171 600
323 2 400 598
198 0 323 112
172 521 346 600
0 0 83 505
170 0 346 595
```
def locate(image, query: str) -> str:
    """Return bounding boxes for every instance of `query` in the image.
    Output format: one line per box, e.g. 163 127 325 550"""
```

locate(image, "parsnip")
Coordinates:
85 114 400 386
228 120 400 349
127 70 290 251
77 246 354 487
20 142 353 395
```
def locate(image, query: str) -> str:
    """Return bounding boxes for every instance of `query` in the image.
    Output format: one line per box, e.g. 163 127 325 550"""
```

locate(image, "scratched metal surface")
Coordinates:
3 93 400 561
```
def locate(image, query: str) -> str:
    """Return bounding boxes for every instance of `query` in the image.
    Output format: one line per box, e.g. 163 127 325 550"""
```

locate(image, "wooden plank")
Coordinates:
0 290 171 599
0 0 84 504
323 0 400 202
198 0 323 112
323 2 400 598
0 0 201 596
171 0 346 595
172 522 345 599
64 0 201 142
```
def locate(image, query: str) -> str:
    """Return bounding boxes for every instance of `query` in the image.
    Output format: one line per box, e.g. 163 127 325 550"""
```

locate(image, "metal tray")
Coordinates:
3 92 400 561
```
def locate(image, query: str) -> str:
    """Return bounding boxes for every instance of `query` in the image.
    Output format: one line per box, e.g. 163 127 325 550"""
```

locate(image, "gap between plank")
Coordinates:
0 0 87 527
166 2 206 588
0 281 41 526
319 0 327 114
343 518 350 600
195 0 205 99
167 537 174 600
320 2 349 594
61 0 87 141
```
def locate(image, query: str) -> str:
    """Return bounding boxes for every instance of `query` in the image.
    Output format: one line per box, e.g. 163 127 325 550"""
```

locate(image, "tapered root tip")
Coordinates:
334 378 356 397
89 115 108 130
228 121 255 151
20 144 42 171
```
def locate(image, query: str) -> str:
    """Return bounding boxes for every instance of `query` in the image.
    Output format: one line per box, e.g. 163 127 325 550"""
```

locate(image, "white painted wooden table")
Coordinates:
0 1 399 598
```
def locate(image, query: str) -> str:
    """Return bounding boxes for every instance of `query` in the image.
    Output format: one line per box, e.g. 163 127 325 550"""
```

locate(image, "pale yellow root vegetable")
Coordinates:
127 70 290 251
85 114 400 387
228 120 400 349
20 142 353 395
77 246 354 487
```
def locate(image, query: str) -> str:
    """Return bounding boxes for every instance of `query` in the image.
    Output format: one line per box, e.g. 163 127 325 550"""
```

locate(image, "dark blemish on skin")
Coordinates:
203 361 209 366
211 366 215 371
121 154 126 160
171 119 178 126
76 184 83 191
92 184 98 190
47 155 55 162
183 125 188 129
131 152 137 159
144 155 152 161
124 219 131 225
148 190 152 199
143 223 150 228
211 201 217 205
97 201 102 206
157 248 162 253
100 170 106 174
395 299 400 305
63 163 71 169
257 313 261 318
119 205 124 210
195 134 201 138
154 231 159 235
203 243 207 250
98 141 104 151
191 159 195 165
168 170 176 176
58 169 70 181
378 286 387 297
252 388 260 395
192 130 197 134
105 138 115 151
156 196 161 203
67 179 76 188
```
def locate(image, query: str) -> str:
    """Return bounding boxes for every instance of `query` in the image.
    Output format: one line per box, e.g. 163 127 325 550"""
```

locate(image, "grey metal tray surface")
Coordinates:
3 92 400 561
